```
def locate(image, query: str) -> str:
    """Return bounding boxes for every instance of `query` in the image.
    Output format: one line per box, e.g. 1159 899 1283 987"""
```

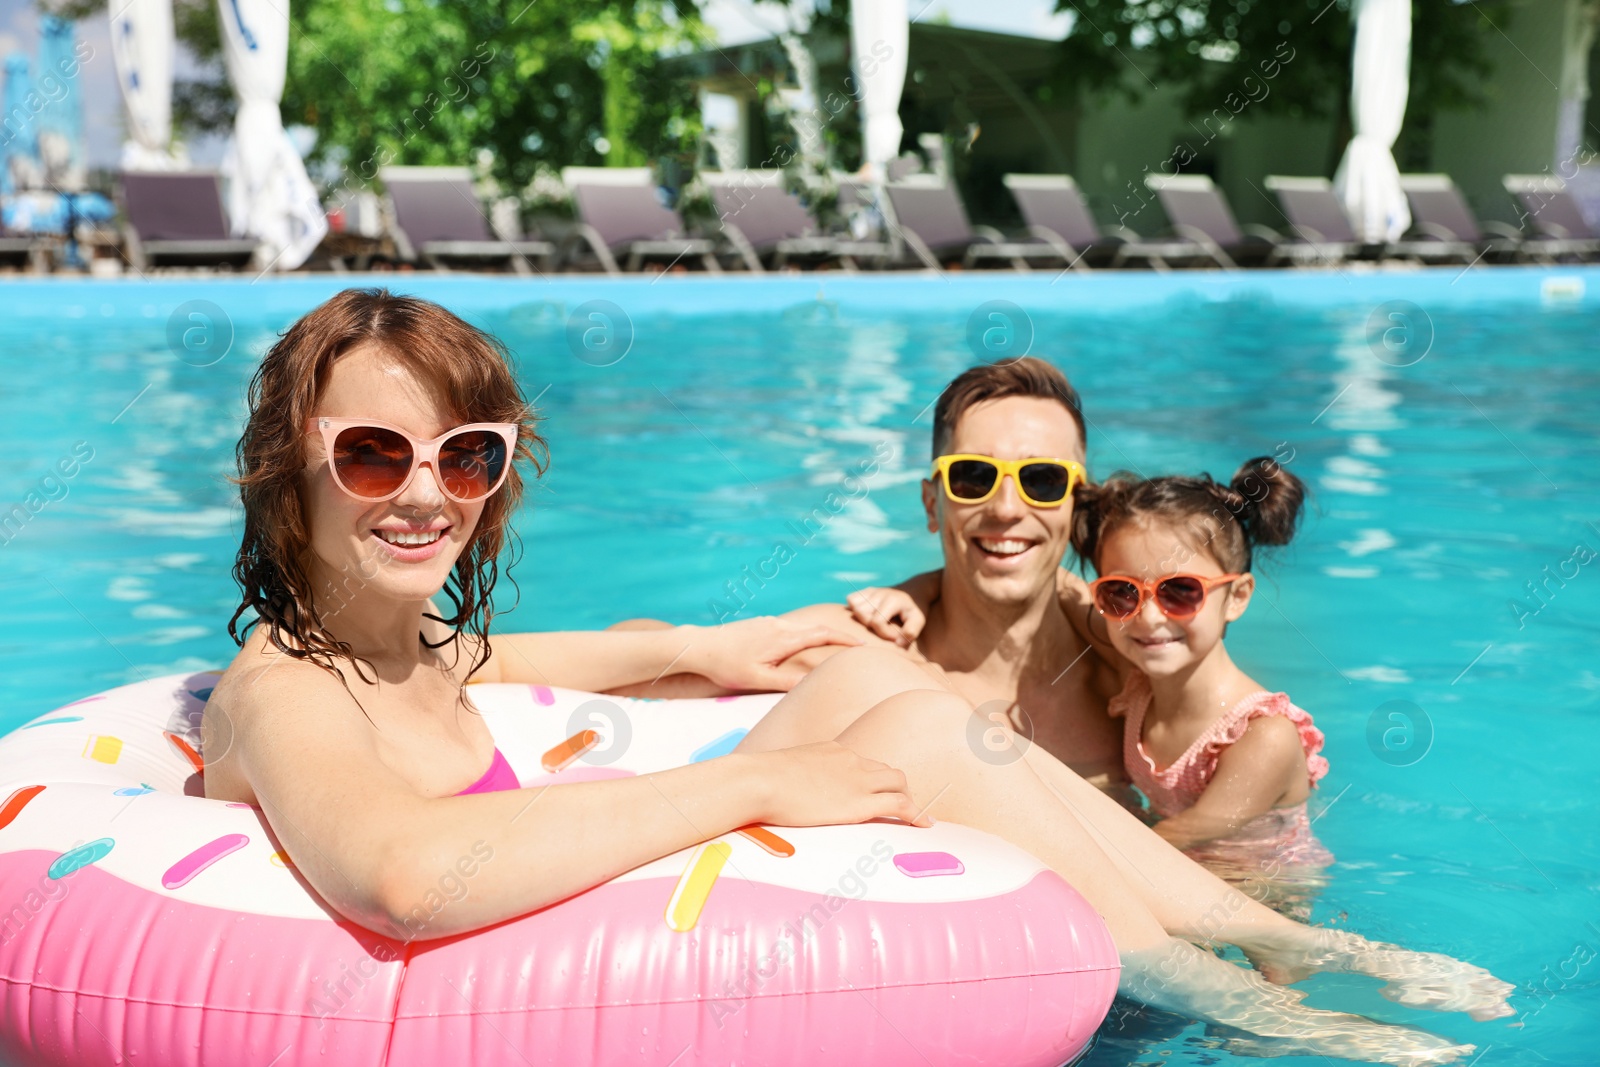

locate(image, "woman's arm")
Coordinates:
483 615 863 693
1149 716 1307 850
231 662 927 943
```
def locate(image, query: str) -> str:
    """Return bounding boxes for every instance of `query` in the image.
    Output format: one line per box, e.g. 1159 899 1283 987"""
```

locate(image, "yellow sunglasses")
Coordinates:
930 454 1087 508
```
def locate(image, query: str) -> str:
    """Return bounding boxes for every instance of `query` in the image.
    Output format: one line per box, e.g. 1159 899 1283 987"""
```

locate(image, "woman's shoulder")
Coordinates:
205 631 358 802
214 621 350 702
215 625 386 734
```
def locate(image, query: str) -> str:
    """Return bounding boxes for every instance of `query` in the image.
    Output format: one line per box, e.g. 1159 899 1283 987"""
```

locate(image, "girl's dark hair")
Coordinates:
1071 456 1305 574
226 288 548 708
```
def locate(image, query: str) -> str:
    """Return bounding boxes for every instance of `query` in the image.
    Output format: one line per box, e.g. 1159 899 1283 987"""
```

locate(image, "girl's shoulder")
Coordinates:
1211 689 1329 783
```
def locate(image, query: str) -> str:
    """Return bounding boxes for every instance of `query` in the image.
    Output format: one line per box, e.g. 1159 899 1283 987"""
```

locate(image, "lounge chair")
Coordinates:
1144 174 1304 268
881 175 1074 271
560 167 720 274
118 171 260 272
380 166 553 275
1502 174 1600 262
0 217 51 273
1263 174 1490 266
823 173 897 269
701 170 838 271
999 173 1205 272
1397 173 1519 264
1258 176 1372 265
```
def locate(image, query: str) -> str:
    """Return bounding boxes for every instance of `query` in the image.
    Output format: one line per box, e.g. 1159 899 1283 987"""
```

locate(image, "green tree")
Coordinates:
572 9 696 168
63 0 711 192
281 0 711 191
1052 0 1512 174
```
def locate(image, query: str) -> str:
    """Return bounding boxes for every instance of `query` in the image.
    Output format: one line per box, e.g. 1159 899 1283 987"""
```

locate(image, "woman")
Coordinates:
205 289 1509 1064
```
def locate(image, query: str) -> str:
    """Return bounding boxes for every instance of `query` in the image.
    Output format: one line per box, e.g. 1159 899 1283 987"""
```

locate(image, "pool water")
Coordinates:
1 270 1596 1065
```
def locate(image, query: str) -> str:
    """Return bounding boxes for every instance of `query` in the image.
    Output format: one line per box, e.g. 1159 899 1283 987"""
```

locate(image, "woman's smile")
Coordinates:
371 522 452 561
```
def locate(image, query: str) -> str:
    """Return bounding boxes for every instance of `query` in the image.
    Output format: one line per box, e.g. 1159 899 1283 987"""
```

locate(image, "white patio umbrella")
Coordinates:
1333 0 1412 242
216 0 327 271
849 0 909 181
109 0 189 170
1554 0 1600 173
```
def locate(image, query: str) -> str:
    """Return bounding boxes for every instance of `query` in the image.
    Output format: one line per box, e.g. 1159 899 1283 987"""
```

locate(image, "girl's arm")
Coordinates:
477 614 862 693
1150 716 1308 850
228 661 928 943
844 569 942 645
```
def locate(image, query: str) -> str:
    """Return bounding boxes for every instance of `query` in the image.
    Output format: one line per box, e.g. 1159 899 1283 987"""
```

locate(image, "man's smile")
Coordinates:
972 535 1039 561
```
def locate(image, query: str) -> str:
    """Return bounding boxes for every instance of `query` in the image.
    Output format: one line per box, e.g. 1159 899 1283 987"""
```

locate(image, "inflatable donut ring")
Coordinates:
0 671 1119 1067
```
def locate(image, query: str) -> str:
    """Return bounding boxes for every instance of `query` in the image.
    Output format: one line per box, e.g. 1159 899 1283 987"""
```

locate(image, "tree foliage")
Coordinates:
69 0 712 192
284 0 711 190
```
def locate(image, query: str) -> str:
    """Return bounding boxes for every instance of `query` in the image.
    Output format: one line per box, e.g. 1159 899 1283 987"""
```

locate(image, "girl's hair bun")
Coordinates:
1071 457 1308 574
1229 456 1306 547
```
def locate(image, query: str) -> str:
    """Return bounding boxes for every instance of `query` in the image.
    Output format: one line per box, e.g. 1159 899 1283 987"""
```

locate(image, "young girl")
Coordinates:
1071 456 1334 900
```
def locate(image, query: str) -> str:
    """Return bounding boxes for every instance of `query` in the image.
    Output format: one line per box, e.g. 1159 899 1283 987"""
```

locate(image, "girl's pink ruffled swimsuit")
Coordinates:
454 747 520 795
1110 671 1334 867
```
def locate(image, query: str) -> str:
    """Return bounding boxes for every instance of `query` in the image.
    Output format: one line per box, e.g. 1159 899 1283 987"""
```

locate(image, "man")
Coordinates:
612 357 1131 792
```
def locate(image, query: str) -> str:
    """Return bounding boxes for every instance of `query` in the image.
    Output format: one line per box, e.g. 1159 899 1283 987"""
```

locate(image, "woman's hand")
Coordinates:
846 587 925 647
746 742 933 828
682 616 863 692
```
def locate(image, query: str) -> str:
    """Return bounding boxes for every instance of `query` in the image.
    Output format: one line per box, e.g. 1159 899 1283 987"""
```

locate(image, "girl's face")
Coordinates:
1094 519 1255 679
300 344 485 610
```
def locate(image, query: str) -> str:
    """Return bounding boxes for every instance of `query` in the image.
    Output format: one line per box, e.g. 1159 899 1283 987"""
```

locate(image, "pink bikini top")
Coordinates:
453 747 521 796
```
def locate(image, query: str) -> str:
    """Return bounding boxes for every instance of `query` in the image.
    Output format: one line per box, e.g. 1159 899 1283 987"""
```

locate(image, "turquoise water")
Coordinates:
1 270 1596 1063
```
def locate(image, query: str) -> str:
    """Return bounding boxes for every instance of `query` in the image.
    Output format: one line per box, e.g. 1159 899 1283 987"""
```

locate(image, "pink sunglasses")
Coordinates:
306 417 517 503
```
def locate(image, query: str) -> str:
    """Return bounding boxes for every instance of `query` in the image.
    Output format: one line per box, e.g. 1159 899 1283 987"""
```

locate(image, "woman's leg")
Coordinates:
1014 719 1512 1017
737 643 955 751
808 690 1473 1063
745 647 1301 942
748 647 1513 1021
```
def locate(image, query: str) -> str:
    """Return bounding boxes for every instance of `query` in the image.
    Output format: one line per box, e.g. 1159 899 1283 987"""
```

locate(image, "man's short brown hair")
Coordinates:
931 357 1087 458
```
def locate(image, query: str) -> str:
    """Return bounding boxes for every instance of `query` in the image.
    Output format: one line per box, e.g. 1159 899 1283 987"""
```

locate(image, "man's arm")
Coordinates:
1057 568 1132 681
